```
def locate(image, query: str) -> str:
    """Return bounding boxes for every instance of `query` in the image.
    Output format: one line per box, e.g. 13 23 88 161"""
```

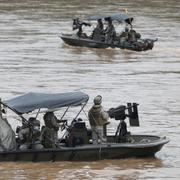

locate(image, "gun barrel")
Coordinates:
108 103 139 113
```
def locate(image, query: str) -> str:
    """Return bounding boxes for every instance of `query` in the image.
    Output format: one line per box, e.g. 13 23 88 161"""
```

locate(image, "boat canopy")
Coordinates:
87 13 133 25
4 91 89 115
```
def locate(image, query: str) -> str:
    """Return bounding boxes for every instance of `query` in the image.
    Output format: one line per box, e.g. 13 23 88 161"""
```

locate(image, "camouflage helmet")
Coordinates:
29 117 40 126
94 95 102 105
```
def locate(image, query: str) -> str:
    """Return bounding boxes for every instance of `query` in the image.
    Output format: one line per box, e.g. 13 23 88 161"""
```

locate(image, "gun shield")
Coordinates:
127 103 139 126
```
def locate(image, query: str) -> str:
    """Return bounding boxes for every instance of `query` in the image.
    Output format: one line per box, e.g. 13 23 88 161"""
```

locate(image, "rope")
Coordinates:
98 145 102 160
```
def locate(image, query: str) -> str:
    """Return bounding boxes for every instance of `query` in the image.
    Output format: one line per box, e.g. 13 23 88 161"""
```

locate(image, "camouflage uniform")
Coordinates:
119 27 129 44
42 112 60 148
104 19 116 44
0 117 16 151
92 19 104 42
88 96 109 144
40 126 57 148
128 29 137 43
18 118 43 150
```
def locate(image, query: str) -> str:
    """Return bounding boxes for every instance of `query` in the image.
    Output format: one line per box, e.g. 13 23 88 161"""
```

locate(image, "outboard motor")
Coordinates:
66 118 89 147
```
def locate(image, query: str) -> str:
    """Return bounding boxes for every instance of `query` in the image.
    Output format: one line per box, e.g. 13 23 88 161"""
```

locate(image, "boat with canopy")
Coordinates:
60 13 157 51
0 91 168 161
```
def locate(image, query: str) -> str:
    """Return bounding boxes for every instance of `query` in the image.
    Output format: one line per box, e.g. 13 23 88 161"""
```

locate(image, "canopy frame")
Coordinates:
86 13 134 25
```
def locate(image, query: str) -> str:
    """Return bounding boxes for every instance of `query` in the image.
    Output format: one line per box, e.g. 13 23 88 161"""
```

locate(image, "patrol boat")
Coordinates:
60 13 157 51
0 91 169 161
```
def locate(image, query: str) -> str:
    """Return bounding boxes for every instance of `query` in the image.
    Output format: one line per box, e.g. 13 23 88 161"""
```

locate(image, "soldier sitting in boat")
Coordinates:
129 29 151 50
119 27 129 45
41 112 61 148
92 19 104 42
128 29 138 43
104 17 116 44
17 117 44 150
73 18 91 38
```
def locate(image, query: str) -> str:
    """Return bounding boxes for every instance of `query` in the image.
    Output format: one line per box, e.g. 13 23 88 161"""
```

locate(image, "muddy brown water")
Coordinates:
0 0 180 179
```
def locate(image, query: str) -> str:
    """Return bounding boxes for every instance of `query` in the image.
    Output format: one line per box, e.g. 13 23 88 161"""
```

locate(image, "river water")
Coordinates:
0 0 180 179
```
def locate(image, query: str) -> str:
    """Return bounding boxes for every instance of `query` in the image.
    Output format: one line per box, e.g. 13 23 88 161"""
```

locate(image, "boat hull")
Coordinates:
60 34 109 49
0 135 169 162
60 34 156 51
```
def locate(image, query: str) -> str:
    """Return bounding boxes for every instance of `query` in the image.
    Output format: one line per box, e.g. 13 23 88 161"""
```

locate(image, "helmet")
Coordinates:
136 32 141 39
28 117 36 123
29 117 40 126
125 27 129 32
94 95 102 105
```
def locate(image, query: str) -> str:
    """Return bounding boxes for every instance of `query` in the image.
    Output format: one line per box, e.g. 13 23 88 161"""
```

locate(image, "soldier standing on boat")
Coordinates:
104 17 116 44
92 19 104 41
41 111 60 148
73 18 91 38
96 19 104 31
88 95 109 144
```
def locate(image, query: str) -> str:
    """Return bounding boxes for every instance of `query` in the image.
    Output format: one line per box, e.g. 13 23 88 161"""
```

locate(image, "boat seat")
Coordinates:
66 121 89 147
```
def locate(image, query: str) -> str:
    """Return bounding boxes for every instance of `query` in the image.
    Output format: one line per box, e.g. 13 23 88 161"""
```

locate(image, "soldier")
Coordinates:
41 112 60 148
92 19 104 41
73 18 91 38
0 101 16 151
88 95 109 144
128 29 137 43
18 117 43 150
104 17 116 44
96 19 104 31
119 27 129 44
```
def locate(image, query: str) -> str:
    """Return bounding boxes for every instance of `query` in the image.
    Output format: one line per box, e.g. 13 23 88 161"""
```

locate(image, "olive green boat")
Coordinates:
0 92 169 161
60 13 157 51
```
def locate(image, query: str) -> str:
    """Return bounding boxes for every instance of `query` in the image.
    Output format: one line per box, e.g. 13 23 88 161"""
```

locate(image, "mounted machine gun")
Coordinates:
108 103 139 142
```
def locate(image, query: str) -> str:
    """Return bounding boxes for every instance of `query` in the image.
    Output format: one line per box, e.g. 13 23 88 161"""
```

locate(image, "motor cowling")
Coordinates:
66 119 89 147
